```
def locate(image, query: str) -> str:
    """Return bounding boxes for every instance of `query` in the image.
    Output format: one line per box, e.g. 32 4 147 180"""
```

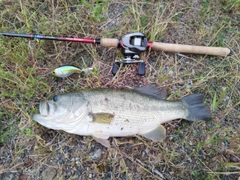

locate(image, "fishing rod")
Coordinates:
0 32 231 75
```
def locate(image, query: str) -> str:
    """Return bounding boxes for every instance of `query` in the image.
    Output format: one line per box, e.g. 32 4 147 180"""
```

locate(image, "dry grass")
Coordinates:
0 0 239 179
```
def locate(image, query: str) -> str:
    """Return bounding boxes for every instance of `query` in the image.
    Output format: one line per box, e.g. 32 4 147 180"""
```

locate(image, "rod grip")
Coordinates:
100 38 119 47
151 42 230 56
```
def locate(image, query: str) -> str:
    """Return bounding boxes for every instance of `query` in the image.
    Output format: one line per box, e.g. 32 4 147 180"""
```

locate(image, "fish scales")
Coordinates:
81 89 186 125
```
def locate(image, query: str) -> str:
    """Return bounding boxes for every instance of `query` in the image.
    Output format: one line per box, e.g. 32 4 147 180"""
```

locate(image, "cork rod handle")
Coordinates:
100 38 119 47
151 42 230 57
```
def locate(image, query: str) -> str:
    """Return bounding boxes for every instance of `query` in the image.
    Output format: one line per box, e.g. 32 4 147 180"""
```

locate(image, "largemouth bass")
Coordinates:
32 85 212 147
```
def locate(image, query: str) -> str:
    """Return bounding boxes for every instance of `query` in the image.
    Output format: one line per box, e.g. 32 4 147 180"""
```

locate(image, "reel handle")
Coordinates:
151 42 230 57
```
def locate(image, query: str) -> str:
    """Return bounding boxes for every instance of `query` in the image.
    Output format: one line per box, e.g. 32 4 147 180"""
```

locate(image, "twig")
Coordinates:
208 171 240 175
136 158 165 179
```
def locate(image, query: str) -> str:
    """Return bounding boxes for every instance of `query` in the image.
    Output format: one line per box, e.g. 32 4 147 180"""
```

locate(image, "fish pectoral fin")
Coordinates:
91 112 114 124
141 125 166 141
93 137 110 148
92 131 110 147
134 84 167 100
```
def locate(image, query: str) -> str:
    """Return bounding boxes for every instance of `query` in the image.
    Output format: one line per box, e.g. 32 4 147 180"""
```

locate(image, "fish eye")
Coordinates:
53 95 59 102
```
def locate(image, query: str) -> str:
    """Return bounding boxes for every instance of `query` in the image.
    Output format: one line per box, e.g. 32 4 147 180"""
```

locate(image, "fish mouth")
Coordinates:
39 101 49 116
32 101 57 128
39 101 56 116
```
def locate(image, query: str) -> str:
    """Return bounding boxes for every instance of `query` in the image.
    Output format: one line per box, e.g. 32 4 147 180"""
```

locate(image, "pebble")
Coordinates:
230 154 240 162
58 156 66 164
75 157 80 164
41 167 57 180
76 166 82 176
186 79 193 88
223 96 230 101
89 173 93 178
141 148 149 158
90 149 102 160
168 70 174 75
159 5 164 9
141 150 146 158
18 174 27 180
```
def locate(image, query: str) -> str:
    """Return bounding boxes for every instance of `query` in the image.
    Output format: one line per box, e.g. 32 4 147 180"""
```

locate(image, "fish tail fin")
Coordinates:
181 94 212 121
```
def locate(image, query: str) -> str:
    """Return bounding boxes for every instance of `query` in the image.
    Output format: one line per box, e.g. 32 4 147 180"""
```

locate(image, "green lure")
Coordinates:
53 66 92 78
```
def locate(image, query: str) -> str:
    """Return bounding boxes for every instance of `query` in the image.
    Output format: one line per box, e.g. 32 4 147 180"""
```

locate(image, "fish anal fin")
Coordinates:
92 112 114 124
141 125 166 141
92 131 110 147
134 84 167 100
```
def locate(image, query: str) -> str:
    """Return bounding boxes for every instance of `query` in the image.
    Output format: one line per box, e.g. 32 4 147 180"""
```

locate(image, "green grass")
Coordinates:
0 0 239 179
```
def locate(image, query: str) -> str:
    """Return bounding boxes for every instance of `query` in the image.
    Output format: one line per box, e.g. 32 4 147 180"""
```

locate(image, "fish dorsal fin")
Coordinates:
134 84 167 100
92 131 110 147
141 125 166 141
91 113 114 124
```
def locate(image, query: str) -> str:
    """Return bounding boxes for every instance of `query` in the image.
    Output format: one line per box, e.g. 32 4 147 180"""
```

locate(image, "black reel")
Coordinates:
112 32 148 76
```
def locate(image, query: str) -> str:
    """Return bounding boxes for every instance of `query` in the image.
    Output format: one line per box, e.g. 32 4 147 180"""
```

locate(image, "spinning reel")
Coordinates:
112 32 148 76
